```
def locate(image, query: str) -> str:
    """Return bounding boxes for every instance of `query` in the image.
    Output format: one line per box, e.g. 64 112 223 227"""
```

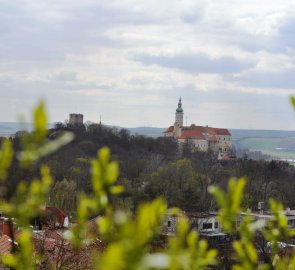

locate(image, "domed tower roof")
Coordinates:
176 98 183 113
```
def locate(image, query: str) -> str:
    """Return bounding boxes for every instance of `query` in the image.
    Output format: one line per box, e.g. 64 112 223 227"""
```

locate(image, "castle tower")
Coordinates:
175 98 184 126
174 98 184 138
69 113 84 126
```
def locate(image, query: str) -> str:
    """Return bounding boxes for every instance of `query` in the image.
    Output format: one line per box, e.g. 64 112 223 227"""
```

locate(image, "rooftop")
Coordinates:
179 130 206 140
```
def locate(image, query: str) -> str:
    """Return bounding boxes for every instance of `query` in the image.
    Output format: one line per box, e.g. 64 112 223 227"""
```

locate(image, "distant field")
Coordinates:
0 122 52 137
233 135 295 160
233 137 282 150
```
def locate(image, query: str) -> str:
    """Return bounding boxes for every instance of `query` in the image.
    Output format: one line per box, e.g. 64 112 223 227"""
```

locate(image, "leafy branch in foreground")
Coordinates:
210 177 295 270
0 101 73 270
1 101 295 269
67 147 217 270
0 102 217 270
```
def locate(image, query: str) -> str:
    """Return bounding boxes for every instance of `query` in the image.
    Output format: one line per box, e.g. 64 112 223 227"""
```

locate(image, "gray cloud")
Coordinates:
0 2 138 62
276 19 295 52
225 66 295 89
180 7 204 24
1 0 295 129
53 71 77 82
134 53 255 74
227 15 295 54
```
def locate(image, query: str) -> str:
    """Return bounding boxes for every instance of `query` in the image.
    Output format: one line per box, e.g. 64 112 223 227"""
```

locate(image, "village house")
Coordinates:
0 216 19 255
237 207 295 231
236 206 295 263
0 206 69 258
164 98 233 160
162 212 231 247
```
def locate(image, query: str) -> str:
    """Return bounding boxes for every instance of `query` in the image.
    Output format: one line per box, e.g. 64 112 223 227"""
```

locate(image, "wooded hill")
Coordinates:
4 123 295 216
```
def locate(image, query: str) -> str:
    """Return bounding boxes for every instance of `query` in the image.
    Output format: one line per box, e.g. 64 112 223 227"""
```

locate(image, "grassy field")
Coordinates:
234 136 295 160
233 137 282 150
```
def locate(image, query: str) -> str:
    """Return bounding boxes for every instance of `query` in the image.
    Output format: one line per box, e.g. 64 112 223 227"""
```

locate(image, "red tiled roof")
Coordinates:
179 130 206 140
46 206 68 227
189 124 207 132
214 128 231 136
205 127 231 136
33 230 71 261
0 234 13 255
164 126 174 133
46 207 67 219
205 127 217 135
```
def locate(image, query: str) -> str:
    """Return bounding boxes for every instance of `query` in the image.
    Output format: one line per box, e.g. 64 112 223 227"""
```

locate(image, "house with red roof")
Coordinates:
0 217 20 255
45 206 69 228
178 129 209 151
164 99 233 159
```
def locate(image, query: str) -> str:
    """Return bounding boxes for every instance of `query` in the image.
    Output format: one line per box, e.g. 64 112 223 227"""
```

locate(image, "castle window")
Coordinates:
168 221 171 228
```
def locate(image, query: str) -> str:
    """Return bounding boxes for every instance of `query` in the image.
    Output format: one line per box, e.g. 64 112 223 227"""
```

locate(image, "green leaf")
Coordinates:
290 96 295 109
33 101 47 143
0 139 13 181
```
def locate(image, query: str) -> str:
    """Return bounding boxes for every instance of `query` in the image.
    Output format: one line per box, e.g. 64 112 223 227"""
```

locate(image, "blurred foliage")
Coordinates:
1 101 295 269
0 101 73 269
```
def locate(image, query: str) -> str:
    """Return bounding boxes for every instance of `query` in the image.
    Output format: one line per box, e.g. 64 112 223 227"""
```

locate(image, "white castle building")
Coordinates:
164 98 232 160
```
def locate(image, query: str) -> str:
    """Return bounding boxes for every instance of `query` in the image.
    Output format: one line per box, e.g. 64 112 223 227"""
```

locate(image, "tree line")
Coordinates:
2 122 295 216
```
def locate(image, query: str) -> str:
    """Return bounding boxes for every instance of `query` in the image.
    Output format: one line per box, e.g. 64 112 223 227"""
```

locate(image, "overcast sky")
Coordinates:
1 1 295 130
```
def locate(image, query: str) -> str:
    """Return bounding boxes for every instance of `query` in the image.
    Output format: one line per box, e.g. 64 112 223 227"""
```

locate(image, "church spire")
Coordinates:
176 97 183 113
175 97 184 128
